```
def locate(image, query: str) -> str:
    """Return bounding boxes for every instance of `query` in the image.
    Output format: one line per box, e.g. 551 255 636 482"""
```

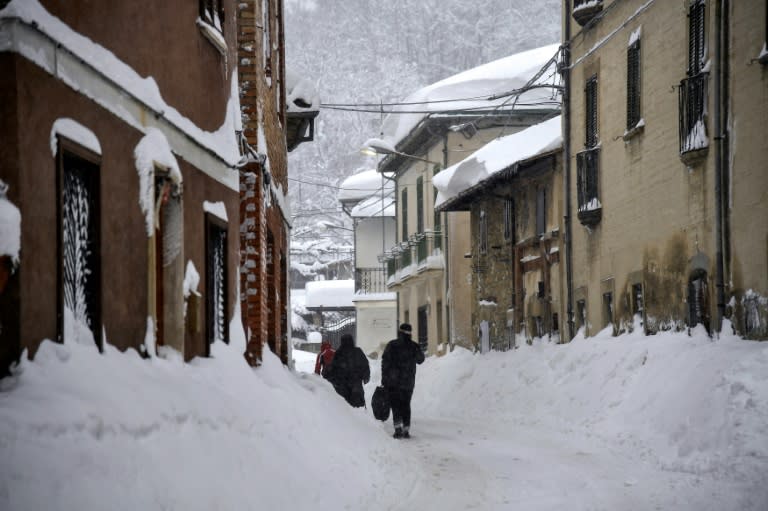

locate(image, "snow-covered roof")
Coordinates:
304 279 355 309
350 193 395 218
338 169 392 202
381 43 560 149
286 69 320 113
338 169 395 218
433 115 562 209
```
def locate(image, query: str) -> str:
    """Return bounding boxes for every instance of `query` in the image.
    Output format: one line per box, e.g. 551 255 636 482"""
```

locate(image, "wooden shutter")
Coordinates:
585 75 598 148
401 187 408 242
416 176 424 233
688 1 706 76
627 40 641 130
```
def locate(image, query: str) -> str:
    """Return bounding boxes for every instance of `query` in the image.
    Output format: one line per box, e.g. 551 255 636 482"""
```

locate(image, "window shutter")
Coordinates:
536 188 546 236
479 210 487 255
401 187 408 242
585 75 598 148
503 199 514 241
627 41 641 130
688 1 706 76
416 176 424 233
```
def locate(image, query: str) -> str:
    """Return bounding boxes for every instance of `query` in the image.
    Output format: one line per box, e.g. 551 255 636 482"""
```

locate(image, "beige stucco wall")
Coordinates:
727 1 768 338
567 0 717 336
564 0 767 338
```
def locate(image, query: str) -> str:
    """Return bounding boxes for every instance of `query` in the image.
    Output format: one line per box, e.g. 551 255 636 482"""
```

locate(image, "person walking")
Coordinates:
381 323 425 439
314 339 335 378
325 334 370 408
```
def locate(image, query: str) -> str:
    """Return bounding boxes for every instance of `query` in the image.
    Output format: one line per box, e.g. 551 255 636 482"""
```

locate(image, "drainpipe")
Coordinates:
442 134 452 349
713 0 727 333
562 0 575 341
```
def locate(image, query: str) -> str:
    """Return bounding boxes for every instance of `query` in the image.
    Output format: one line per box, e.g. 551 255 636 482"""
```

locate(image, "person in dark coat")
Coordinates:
325 334 370 408
381 323 425 438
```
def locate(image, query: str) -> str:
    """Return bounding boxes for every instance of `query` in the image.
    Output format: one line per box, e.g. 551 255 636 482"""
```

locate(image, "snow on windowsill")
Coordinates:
622 118 645 141
758 43 768 65
578 198 602 213
196 18 227 56
203 201 228 222
49 118 102 156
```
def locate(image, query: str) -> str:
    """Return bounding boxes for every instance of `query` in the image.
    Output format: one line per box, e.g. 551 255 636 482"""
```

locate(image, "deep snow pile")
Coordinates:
413 323 768 508
1 323 767 510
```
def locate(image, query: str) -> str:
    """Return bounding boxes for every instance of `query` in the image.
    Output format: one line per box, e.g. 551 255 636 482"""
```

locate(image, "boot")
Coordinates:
393 426 403 439
402 426 410 439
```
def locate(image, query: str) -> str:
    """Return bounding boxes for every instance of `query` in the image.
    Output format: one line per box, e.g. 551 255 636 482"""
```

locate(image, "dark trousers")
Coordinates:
388 387 414 428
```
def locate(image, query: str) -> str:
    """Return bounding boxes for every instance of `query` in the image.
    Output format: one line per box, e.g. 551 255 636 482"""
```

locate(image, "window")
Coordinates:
401 187 408 242
479 210 488 255
58 147 102 350
679 0 708 154
603 292 613 329
200 0 224 34
632 283 644 317
585 75 599 148
503 198 514 242
688 271 710 333
536 187 546 236
576 148 601 225
416 176 424 233
433 186 442 250
627 38 641 131
206 215 228 351
576 299 587 331
262 0 272 79
688 0 706 77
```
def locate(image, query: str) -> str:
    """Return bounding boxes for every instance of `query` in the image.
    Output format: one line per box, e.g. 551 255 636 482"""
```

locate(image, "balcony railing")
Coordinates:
679 72 709 156
382 230 444 284
576 146 601 226
355 267 388 294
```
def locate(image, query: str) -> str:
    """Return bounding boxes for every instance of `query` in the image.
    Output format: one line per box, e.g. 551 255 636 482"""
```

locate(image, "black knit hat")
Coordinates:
399 323 412 334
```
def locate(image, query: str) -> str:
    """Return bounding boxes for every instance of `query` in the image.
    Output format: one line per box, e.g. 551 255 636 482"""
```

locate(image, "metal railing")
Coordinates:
576 147 601 226
381 230 444 283
355 267 388 294
679 73 709 154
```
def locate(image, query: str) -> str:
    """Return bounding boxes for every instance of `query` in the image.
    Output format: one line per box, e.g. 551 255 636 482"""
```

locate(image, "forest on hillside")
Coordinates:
284 0 561 244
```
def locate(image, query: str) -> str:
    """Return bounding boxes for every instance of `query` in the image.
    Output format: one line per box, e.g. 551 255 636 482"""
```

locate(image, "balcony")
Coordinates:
355 267 389 294
382 231 444 286
572 0 603 27
576 146 601 226
679 72 709 161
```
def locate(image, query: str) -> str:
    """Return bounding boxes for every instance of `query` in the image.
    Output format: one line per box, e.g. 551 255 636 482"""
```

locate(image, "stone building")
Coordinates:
562 0 768 339
370 44 561 354
435 116 564 350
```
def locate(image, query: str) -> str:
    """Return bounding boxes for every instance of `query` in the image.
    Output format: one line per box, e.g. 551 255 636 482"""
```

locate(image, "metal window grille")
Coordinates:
678 72 708 153
585 75 599 148
627 40 641 130
206 220 228 346
576 147 600 212
200 0 224 34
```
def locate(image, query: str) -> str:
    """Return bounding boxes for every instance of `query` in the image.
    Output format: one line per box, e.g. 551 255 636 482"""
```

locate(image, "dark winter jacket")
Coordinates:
381 332 425 391
325 336 370 407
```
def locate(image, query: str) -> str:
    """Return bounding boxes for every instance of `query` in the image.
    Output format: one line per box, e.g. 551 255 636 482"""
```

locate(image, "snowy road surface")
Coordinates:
377 415 754 511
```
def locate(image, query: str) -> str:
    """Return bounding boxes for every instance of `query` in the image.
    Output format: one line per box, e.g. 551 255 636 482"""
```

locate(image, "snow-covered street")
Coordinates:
3 323 766 510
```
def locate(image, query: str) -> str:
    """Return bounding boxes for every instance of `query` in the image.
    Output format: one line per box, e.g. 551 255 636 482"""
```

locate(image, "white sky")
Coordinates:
1 321 766 510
